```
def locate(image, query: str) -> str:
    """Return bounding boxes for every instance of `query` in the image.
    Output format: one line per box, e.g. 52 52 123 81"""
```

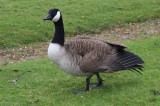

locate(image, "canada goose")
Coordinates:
43 8 144 93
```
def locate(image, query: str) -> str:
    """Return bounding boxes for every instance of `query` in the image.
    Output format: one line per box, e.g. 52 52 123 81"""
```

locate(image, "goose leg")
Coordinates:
96 73 103 86
90 73 103 87
85 75 92 91
72 75 92 94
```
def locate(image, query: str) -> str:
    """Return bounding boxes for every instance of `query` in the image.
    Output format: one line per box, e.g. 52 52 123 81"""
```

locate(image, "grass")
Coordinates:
0 0 160 48
0 36 160 106
0 0 160 105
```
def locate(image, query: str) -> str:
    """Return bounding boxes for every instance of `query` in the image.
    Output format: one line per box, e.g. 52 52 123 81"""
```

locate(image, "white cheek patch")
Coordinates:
52 11 61 22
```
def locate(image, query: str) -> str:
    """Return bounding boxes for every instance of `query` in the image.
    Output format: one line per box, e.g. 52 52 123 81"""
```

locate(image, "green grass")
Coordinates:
0 0 160 48
0 36 160 106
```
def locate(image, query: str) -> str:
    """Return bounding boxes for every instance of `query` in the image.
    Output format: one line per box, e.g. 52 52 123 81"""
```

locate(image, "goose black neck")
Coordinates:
52 17 64 46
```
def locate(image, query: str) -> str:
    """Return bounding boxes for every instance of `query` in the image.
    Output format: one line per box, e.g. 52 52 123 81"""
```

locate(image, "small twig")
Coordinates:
8 70 32 84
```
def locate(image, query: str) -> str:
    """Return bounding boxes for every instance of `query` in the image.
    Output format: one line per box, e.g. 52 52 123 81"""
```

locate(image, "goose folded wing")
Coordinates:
79 50 110 73
65 37 128 73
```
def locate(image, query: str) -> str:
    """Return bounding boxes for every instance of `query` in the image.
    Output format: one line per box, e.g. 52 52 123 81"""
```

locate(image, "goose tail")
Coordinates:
108 50 144 74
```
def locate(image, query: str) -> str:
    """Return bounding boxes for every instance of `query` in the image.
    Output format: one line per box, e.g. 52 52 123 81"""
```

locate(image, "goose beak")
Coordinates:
43 14 52 20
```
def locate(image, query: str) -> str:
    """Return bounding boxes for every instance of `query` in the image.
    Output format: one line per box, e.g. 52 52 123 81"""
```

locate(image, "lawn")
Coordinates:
0 0 160 105
0 0 160 48
0 36 160 106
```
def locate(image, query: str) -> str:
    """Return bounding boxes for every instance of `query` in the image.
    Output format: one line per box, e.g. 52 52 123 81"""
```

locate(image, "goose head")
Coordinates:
43 8 61 22
43 8 64 46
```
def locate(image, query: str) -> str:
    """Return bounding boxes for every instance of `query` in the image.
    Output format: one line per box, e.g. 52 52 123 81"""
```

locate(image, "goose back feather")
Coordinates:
64 37 143 74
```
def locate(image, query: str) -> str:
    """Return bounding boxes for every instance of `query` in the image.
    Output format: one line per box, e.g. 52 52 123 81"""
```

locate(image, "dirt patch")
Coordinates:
77 19 160 42
0 43 48 65
0 19 160 65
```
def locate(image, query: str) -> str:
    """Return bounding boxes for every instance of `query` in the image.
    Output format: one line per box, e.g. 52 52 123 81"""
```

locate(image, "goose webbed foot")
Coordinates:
90 80 104 87
90 73 104 87
72 74 103 94
72 76 92 94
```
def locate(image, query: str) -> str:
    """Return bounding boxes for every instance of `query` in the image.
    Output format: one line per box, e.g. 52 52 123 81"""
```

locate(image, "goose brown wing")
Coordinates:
64 37 116 72
64 37 144 74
